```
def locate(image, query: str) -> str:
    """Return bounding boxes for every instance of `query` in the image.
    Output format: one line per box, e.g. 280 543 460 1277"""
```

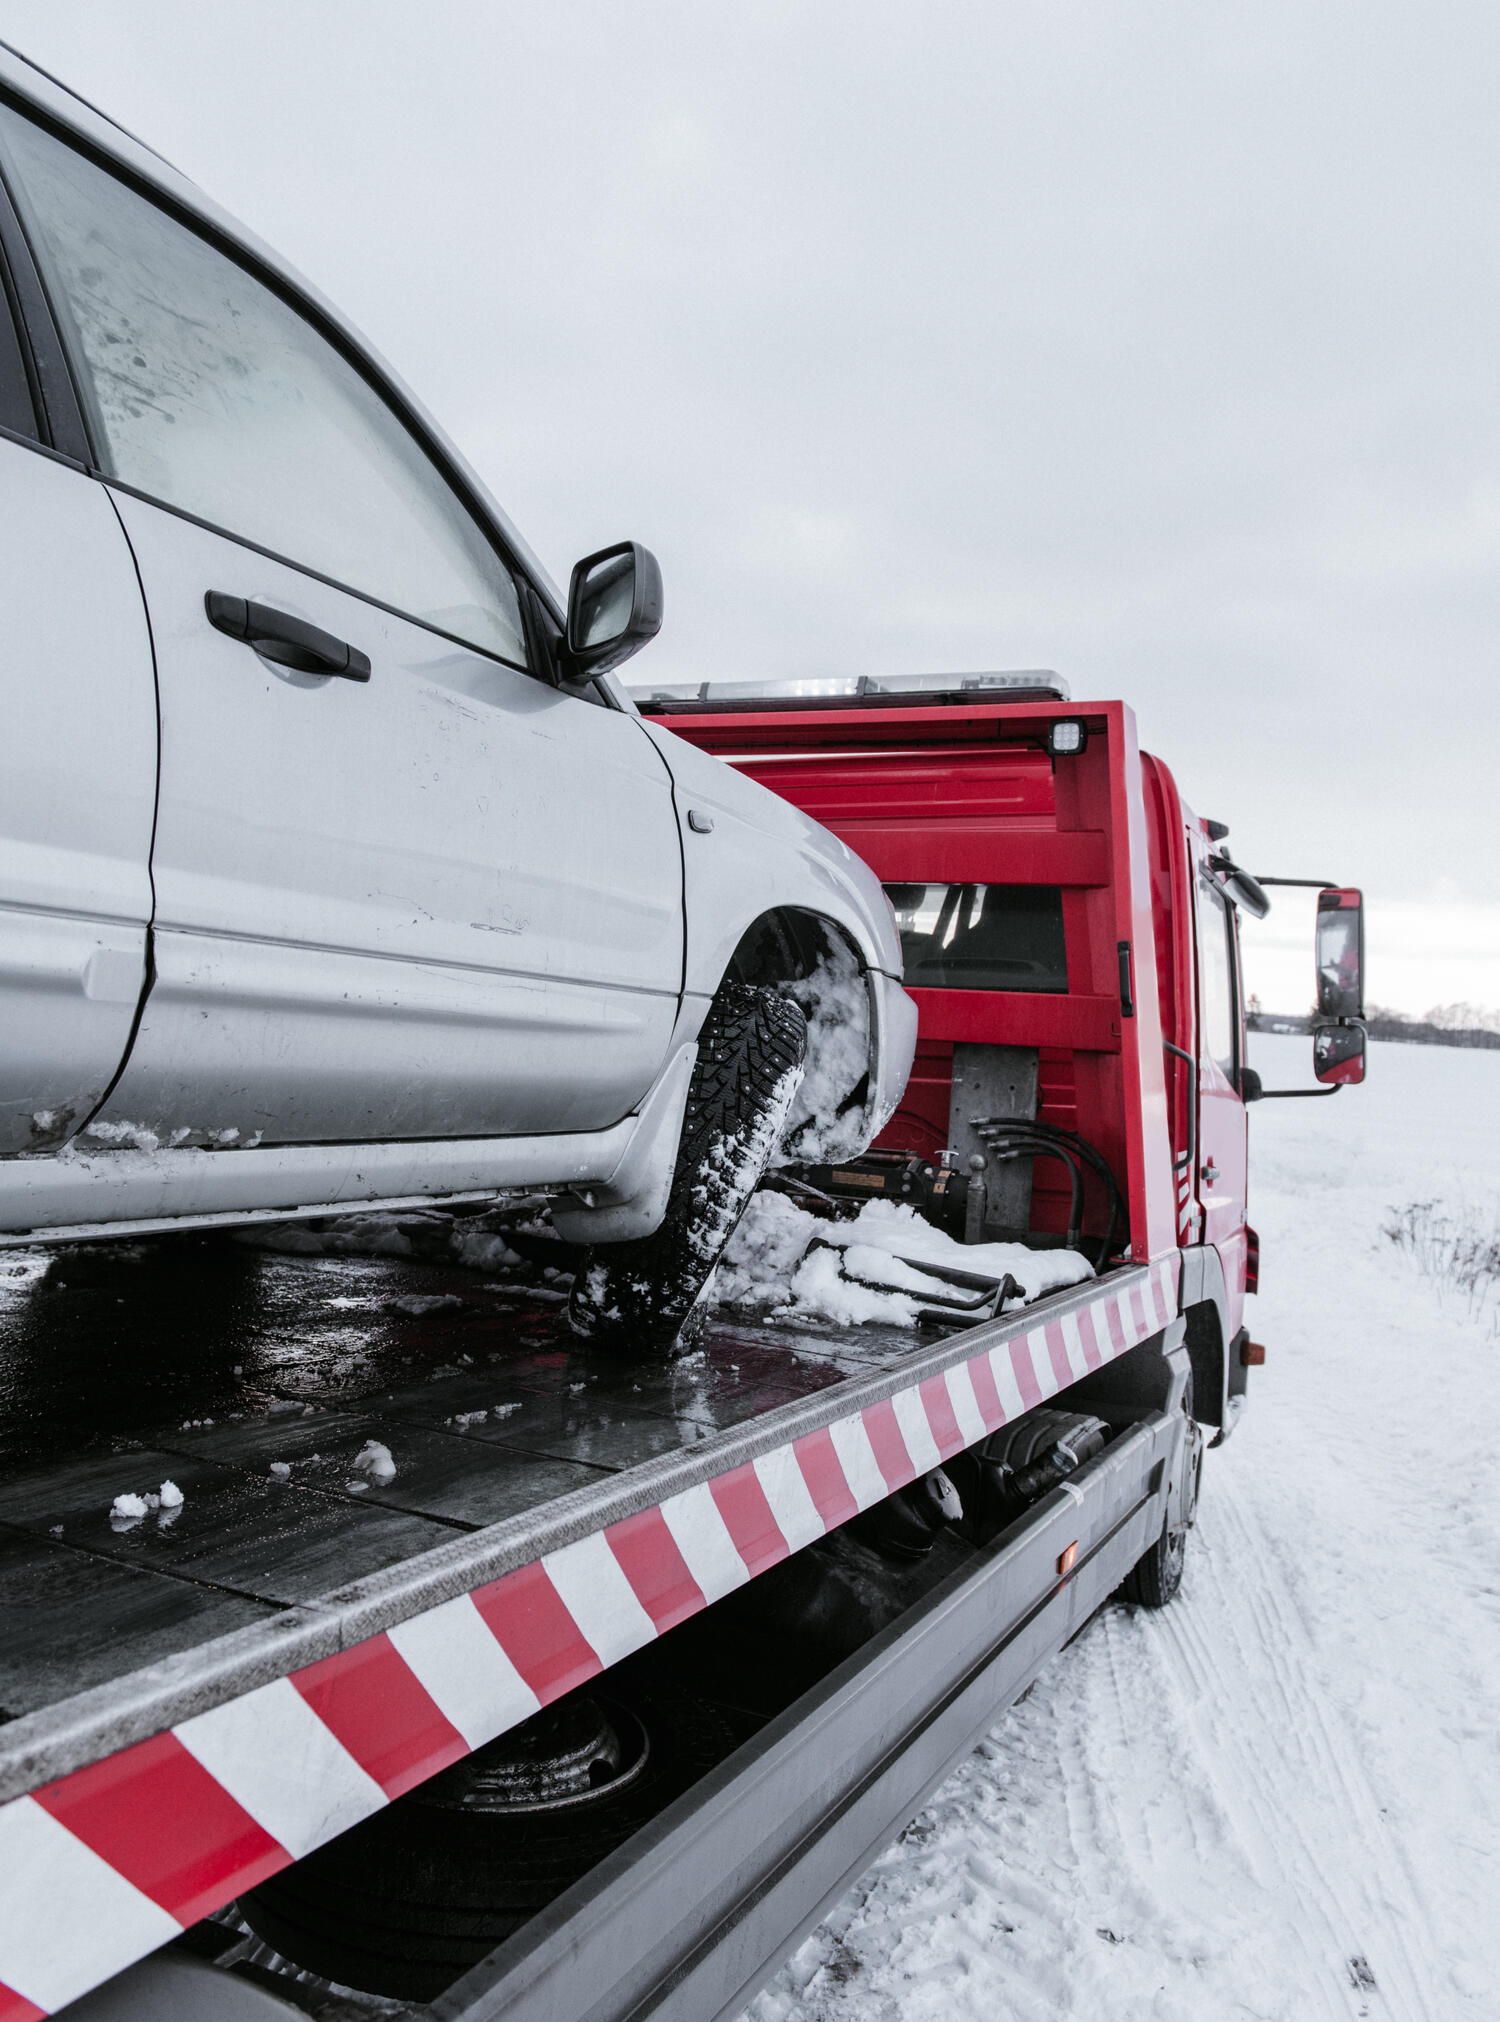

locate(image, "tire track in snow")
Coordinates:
1148 1470 1446 2020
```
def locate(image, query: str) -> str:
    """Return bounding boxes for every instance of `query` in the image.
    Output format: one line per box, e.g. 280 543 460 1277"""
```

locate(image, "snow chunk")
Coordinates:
157 1479 183 1509
390 1292 465 1319
350 1439 397 1485
779 944 872 1164
452 1229 522 1272
714 1191 1093 1327
83 1120 161 1153
110 1491 148 1519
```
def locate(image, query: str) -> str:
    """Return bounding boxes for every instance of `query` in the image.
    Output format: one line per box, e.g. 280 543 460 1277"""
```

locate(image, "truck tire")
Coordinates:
568 980 807 1353
1118 1512 1187 1608
1118 1372 1198 1609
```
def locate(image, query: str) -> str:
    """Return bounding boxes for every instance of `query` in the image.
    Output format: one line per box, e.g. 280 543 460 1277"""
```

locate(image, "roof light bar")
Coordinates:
629 670 1070 712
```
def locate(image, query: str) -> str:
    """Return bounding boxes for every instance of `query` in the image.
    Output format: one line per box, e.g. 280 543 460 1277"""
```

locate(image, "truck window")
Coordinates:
885 883 1068 993
1196 882 1236 1077
0 105 529 669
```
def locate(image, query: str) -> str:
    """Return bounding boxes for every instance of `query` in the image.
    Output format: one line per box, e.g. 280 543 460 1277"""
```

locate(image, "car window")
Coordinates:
885 883 1069 993
0 105 529 667
0 249 35 440
1195 881 1236 1078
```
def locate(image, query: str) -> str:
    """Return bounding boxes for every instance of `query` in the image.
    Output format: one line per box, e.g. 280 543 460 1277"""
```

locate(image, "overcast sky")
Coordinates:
8 1 1498 1015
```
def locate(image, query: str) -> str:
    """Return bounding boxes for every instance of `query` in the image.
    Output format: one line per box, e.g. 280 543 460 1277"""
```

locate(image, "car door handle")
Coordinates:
205 591 371 681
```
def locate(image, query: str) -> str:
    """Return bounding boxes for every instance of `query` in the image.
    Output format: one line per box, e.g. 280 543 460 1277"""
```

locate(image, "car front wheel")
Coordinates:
567 980 806 1354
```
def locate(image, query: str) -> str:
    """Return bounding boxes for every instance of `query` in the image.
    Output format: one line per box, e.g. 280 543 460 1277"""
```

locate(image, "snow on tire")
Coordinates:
567 981 808 1354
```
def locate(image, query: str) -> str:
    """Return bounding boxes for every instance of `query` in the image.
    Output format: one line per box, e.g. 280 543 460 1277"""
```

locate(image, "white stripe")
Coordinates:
0 1795 180 2012
541 1530 657 1670
1091 1294 1119 1361
387 1594 539 1751
890 1385 942 1474
658 1480 749 1603
753 1444 826 1552
1026 1328 1056 1398
174 1676 385 1860
943 1362 988 1447
985 1339 1030 1421
827 1412 890 1510
1060 1310 1090 1380
1115 1291 1138 1344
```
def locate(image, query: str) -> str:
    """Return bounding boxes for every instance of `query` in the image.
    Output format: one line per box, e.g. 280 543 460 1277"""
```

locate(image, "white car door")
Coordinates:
0 106 683 1148
0 289 156 1154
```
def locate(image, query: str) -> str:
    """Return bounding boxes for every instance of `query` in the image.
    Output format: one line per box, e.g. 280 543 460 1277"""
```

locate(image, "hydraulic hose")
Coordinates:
974 1118 1128 1265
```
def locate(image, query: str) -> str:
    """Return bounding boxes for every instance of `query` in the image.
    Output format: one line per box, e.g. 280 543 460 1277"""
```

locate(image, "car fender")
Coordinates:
639 721 904 988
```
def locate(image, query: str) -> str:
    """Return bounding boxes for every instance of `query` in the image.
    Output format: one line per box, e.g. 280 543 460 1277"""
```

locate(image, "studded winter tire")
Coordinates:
567 980 807 1353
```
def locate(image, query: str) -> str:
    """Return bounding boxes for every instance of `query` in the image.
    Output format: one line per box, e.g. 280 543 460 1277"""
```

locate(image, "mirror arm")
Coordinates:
1250 1085 1343 1100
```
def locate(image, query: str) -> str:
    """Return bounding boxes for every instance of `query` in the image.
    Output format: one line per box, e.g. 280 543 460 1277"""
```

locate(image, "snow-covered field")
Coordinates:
743 1036 1500 2021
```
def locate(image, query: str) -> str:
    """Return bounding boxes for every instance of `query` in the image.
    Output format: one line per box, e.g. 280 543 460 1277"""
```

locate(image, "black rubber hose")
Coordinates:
983 1136 1084 1246
974 1119 1127 1265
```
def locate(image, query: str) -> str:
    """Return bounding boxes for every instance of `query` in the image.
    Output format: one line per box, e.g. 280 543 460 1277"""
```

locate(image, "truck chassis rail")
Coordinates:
432 1414 1173 2022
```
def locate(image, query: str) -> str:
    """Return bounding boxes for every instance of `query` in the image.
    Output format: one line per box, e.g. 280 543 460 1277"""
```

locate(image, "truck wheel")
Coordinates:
1118 1513 1187 1608
568 981 807 1353
1118 1372 1199 1609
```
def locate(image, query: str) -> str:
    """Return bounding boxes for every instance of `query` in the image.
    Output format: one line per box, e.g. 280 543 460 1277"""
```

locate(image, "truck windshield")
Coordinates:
885 883 1068 993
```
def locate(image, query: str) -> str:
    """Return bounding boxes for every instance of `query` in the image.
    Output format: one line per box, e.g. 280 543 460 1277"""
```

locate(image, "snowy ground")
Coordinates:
742 1036 1500 2021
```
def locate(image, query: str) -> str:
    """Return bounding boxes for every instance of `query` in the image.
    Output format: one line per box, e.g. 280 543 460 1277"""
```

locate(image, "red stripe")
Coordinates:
918 1374 964 1460
709 1462 790 1576
1010 1334 1044 1410
472 1561 601 1705
1130 1285 1149 1338
966 1348 1004 1430
0 1982 46 2022
793 1426 859 1530
860 1396 914 1492
1077 1300 1104 1370
1106 1294 1129 1355
605 1506 705 1634
293 1635 467 1799
32 1731 286 1925
1042 1320 1073 1389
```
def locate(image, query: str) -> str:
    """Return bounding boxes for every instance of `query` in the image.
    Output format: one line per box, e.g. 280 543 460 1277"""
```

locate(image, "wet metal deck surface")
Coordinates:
0 1227 921 1728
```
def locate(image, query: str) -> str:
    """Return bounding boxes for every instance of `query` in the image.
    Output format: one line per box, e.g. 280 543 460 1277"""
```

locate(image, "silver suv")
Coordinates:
0 49 914 1345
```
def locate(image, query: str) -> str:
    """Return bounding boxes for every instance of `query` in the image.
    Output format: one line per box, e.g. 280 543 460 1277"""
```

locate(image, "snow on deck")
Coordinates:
744 1035 1500 2021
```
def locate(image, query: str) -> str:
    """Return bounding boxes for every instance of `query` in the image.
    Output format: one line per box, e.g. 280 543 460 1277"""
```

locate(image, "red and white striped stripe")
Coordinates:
0 1256 1178 2019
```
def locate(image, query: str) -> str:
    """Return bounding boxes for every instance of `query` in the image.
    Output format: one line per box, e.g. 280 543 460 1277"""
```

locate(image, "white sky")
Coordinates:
7 2 1497 1016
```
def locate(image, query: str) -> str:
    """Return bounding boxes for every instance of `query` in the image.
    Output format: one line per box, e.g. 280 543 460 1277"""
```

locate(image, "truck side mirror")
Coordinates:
1313 1020 1366 1085
1315 887 1364 1020
565 541 664 680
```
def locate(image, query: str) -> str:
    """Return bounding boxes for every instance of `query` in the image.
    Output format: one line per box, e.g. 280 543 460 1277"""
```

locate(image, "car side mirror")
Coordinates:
1315 887 1364 1020
1314 1020 1366 1085
1236 1065 1263 1102
565 541 664 680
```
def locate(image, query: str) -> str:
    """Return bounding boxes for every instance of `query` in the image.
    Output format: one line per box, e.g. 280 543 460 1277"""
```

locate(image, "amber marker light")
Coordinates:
1057 1542 1078 1577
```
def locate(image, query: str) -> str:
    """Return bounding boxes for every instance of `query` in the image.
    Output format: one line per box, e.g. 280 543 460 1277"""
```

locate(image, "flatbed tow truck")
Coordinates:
0 675 1365 2022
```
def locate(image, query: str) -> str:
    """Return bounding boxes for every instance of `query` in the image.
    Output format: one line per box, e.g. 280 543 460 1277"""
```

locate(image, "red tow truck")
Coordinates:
0 673 1363 2022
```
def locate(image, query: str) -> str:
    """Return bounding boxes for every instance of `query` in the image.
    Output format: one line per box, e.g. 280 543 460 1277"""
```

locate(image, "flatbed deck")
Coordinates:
0 1222 1179 2019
